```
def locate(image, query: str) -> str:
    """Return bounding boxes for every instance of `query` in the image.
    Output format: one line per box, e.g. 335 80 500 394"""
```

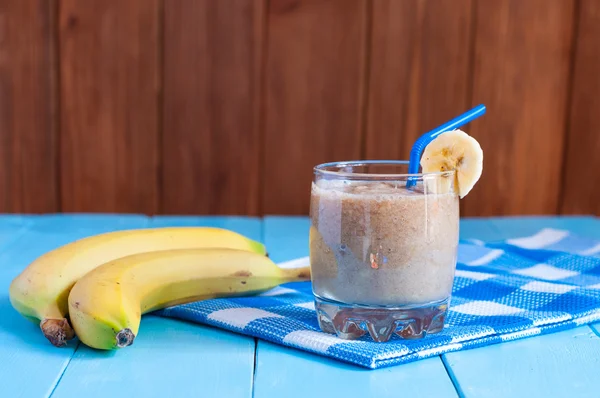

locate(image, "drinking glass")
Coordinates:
309 160 459 342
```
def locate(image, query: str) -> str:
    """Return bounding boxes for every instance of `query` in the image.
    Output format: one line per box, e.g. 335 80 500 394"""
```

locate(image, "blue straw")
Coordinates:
406 104 486 187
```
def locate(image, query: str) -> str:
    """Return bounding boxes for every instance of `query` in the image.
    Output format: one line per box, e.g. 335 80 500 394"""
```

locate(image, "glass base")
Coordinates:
314 295 449 342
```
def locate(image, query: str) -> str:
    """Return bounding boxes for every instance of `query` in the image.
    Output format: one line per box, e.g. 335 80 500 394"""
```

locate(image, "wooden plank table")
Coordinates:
1 214 599 397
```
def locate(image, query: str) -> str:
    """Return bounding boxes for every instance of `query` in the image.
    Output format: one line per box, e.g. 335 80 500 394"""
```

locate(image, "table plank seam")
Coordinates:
0 216 81 398
47 344 80 398
252 338 258 398
587 324 600 339
252 218 265 397
441 354 465 398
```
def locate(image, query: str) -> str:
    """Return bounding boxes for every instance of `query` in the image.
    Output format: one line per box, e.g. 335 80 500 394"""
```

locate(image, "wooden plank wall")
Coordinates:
59 0 160 214
0 0 596 217
0 0 57 212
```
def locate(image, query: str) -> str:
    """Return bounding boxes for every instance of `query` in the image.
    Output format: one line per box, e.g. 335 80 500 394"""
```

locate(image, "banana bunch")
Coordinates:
9 227 309 349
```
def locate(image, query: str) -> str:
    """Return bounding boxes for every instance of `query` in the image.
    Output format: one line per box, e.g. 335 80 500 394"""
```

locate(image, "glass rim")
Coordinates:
313 160 455 179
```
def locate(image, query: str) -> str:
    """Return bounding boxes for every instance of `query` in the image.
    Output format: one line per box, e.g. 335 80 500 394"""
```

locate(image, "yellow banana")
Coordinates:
9 227 266 347
68 248 310 350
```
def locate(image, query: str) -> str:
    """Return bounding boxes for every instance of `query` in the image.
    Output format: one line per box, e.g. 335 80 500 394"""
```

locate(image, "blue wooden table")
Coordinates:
1 214 600 398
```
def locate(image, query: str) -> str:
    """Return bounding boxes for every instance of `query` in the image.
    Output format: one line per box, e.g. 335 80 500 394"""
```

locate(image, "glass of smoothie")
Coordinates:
309 160 459 342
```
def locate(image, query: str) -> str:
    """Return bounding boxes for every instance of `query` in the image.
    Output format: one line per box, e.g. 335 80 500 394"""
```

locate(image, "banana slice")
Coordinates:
420 129 483 198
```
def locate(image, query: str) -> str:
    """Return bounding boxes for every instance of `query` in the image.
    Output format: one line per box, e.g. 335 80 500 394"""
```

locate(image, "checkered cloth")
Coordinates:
155 228 600 369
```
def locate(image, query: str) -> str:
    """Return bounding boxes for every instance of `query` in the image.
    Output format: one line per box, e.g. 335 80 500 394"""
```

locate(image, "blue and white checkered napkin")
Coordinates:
155 228 600 369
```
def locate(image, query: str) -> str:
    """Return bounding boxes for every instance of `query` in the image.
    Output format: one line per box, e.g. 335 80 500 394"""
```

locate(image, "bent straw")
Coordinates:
406 104 486 188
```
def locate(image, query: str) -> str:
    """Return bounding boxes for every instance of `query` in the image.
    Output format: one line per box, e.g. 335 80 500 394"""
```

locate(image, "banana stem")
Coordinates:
40 318 75 347
116 328 135 348
280 266 311 282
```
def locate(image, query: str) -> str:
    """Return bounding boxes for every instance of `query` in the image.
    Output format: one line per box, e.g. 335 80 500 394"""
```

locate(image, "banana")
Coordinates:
9 227 266 347
68 248 310 350
420 129 483 198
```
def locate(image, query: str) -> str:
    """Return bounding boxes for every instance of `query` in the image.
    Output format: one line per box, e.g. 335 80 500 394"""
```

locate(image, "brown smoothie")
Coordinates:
309 178 459 307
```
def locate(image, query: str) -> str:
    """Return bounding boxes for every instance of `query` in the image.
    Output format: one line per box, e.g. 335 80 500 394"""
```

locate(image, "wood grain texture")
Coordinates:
0 0 57 212
0 0 594 217
1 215 600 395
561 0 600 216
257 216 457 398
462 0 575 216
446 217 600 398
487 215 600 239
255 342 458 398
52 317 256 398
263 216 310 263
365 0 473 160
0 215 150 398
51 215 260 398
162 0 264 215
59 0 160 213
262 0 367 215
445 327 600 398
0 223 75 398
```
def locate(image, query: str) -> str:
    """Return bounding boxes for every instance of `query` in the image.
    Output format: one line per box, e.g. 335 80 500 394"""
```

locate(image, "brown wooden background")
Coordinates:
1 0 599 217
